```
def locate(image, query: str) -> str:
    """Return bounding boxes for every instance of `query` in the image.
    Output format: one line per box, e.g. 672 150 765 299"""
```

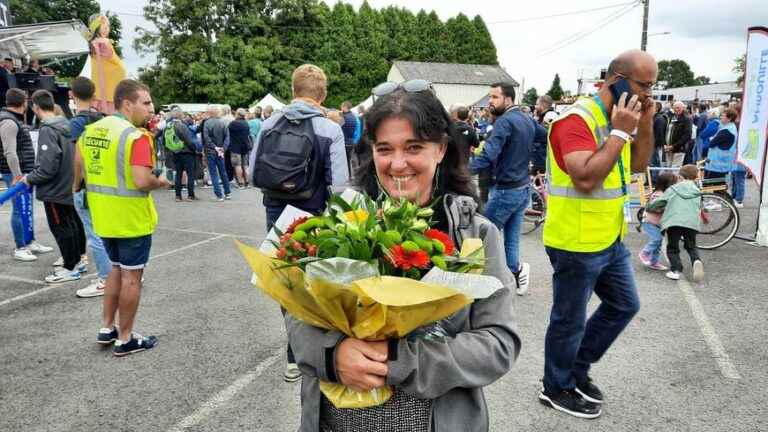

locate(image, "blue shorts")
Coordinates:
102 235 152 270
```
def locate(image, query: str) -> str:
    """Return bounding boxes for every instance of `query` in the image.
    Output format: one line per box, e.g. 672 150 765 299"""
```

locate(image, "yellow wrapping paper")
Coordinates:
236 240 472 408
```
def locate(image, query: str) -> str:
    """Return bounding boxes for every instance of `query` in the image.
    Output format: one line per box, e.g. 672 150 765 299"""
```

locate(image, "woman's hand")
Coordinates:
335 339 389 392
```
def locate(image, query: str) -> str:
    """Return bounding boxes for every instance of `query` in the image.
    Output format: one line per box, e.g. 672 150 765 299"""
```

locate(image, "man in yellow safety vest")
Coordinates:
73 79 170 357
538 50 657 418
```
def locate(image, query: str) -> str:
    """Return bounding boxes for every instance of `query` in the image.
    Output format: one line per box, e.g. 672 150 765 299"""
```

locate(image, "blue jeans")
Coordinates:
73 190 112 279
206 153 231 198
731 170 746 203
543 241 640 392
640 222 663 264
2 173 34 248
483 185 530 273
265 205 285 233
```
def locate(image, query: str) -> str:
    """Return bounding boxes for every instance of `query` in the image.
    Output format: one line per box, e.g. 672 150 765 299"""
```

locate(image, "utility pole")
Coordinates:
640 0 650 51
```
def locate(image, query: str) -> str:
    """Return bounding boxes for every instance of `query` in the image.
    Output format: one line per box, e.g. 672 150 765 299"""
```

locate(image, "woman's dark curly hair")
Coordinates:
354 90 478 202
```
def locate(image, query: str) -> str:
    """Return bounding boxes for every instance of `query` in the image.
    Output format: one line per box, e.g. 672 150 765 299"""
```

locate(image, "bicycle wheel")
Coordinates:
522 187 546 234
697 192 739 250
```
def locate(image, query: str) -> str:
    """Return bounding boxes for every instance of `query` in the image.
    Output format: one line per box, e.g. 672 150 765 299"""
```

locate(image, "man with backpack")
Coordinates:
248 64 348 382
164 108 200 201
68 77 113 297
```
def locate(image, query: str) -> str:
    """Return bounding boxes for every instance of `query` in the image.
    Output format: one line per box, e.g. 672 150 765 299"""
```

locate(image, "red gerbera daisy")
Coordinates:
388 245 431 271
424 229 455 255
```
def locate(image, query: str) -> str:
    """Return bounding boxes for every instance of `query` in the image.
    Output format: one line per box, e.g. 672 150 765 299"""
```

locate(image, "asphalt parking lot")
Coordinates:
1 182 766 432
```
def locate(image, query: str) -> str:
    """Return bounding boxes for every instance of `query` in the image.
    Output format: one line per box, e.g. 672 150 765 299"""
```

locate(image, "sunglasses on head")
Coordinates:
371 79 434 98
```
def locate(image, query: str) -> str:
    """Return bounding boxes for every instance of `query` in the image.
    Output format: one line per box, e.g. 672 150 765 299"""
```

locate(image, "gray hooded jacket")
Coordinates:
285 194 520 432
25 116 75 205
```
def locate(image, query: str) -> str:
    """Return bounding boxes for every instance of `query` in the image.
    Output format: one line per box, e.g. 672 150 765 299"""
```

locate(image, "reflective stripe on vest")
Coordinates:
80 116 158 238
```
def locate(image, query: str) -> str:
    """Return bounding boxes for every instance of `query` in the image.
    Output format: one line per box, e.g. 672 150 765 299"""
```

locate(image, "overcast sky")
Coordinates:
99 0 767 98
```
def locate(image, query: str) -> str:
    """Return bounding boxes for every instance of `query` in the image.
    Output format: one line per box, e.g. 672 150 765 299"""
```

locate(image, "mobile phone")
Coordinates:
609 78 633 103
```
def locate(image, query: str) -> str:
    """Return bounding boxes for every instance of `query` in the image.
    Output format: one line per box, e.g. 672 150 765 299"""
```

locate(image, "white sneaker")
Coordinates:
515 262 531 296
76 278 106 298
665 271 681 281
14 248 38 262
53 257 87 273
28 242 53 254
283 363 301 382
734 201 744 209
45 268 81 284
692 260 704 283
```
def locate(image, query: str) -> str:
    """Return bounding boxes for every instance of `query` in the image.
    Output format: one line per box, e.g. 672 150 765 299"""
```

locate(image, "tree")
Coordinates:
136 1 501 106
733 54 746 87
657 59 696 89
547 74 564 101
694 76 711 85
9 0 123 78
522 87 538 106
470 15 498 65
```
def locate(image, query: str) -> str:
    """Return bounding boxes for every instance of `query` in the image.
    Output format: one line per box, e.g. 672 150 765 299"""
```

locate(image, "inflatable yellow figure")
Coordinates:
88 14 126 114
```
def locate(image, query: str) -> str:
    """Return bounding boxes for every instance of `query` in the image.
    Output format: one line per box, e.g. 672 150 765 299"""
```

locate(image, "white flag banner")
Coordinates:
737 27 768 183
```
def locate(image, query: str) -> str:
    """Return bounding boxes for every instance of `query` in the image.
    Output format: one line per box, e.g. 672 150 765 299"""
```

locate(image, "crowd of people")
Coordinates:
0 45 753 430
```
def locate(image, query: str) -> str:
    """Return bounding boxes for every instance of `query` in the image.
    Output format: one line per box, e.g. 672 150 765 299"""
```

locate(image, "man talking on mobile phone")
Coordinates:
538 49 657 419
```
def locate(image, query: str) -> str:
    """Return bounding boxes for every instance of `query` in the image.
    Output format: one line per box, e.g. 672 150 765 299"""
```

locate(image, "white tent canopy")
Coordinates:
0 20 89 62
250 93 286 113
353 95 374 114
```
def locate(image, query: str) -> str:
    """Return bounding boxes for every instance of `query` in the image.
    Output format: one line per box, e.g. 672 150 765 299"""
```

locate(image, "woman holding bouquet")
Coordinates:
285 84 521 432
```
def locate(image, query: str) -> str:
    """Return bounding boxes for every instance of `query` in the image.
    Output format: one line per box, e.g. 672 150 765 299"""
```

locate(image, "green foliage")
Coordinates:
694 75 711 85
9 0 123 79
136 0 499 107
657 59 697 89
522 87 539 106
547 74 563 101
733 54 746 87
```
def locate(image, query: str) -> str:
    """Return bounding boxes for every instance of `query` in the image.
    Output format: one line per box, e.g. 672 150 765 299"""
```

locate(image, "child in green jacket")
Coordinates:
646 164 704 282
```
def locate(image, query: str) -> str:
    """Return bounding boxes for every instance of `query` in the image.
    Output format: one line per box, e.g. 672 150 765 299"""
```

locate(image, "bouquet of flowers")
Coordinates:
237 190 504 408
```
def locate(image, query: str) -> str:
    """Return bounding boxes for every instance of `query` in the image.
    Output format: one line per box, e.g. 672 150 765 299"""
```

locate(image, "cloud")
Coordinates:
651 0 768 39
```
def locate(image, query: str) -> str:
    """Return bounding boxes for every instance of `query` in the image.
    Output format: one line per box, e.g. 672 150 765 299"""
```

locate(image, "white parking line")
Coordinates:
677 278 741 380
0 234 228 308
149 234 227 260
167 349 282 432
0 274 47 286
156 226 260 241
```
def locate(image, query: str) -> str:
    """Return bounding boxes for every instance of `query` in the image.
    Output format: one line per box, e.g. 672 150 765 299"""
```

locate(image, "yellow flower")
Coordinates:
344 209 369 224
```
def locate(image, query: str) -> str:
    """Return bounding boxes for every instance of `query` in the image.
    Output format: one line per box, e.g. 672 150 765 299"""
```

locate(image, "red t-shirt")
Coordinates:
129 135 153 168
549 114 598 174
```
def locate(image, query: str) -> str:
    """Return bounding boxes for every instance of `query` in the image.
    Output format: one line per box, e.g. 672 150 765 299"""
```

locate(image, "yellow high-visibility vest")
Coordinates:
78 115 158 238
542 97 631 253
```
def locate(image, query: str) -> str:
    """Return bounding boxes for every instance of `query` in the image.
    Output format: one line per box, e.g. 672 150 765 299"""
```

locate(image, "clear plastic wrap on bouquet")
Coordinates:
236 239 504 409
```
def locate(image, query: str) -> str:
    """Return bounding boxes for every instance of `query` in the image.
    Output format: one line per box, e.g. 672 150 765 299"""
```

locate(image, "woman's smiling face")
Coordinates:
372 117 447 205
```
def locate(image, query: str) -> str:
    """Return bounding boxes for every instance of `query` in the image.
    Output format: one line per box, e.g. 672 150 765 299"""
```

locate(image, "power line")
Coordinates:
536 1 641 57
486 1 638 24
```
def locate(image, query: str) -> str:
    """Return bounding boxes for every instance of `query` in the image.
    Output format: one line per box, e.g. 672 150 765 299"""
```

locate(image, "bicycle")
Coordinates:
522 173 547 234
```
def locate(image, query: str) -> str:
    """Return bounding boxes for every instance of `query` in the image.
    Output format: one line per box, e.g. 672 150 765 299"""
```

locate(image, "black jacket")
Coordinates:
653 113 668 150
454 120 478 162
227 118 252 154
668 113 692 153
